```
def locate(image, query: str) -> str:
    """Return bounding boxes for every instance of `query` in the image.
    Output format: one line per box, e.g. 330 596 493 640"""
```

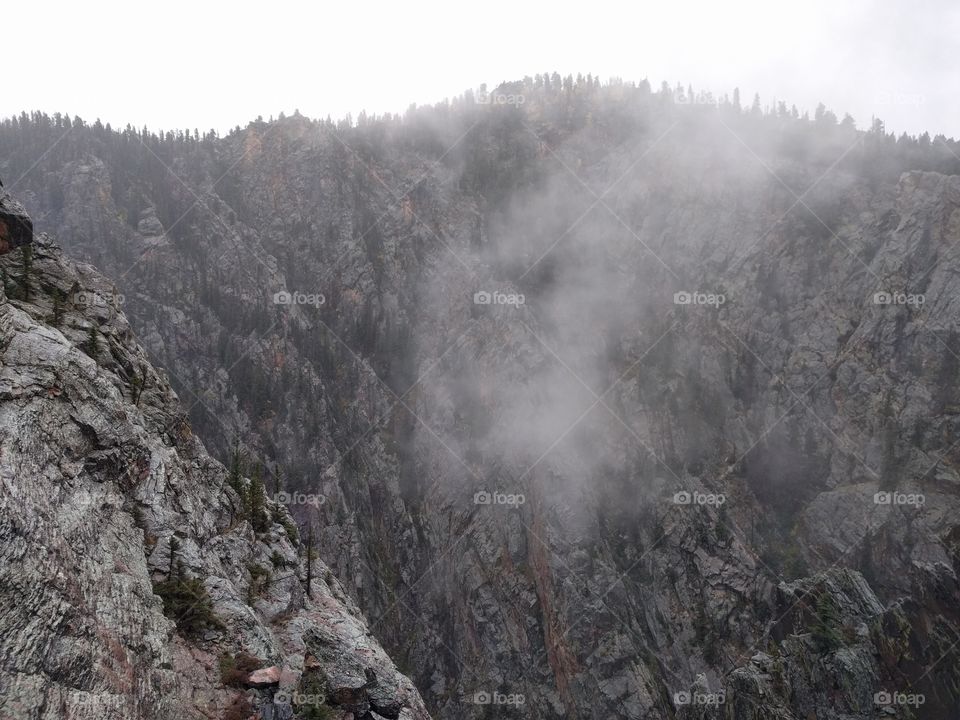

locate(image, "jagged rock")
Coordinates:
0 191 32 254
247 666 282 687
0 196 431 719
136 208 165 238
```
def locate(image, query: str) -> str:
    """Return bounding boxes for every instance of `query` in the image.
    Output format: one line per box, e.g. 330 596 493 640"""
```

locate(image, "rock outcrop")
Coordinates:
0 190 32 254
0 217 430 719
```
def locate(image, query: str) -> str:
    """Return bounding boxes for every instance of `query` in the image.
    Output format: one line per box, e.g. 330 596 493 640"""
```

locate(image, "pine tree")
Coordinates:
306 523 315 598
19 245 32 301
227 441 247 520
228 441 244 494
51 290 64 326
86 325 100 357
272 464 282 501
168 536 180 580
811 593 844 653
248 463 268 532
879 392 899 491
131 364 148 406
131 371 141 405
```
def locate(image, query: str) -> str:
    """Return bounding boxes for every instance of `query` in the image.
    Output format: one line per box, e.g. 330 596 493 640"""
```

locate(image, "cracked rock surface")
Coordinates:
0 232 431 719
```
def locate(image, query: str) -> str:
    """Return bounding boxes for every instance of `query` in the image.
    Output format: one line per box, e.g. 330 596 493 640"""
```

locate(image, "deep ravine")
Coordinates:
3 80 960 718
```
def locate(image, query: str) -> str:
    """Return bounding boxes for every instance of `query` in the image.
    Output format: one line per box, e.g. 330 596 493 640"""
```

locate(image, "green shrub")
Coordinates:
248 464 270 532
18 245 32 301
280 517 300 546
294 674 332 719
50 289 66 326
300 703 333 720
85 325 100 357
219 651 262 687
153 575 224 638
247 563 271 604
222 694 254 720
811 593 844 653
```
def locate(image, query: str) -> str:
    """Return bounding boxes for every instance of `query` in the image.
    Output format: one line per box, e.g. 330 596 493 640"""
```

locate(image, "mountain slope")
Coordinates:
3 78 960 718
0 221 430 719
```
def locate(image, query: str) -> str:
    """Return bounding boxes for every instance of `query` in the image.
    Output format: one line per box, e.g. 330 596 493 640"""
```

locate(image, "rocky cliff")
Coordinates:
3 79 960 718
0 191 32 254
0 210 430 719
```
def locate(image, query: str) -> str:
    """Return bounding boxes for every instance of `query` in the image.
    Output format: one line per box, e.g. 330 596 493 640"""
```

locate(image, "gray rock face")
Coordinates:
3 92 960 719
0 190 32 254
0 229 431 719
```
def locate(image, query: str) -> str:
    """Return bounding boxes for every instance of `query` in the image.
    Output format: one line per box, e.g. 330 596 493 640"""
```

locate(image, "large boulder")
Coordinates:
0 191 32 254
247 666 282 688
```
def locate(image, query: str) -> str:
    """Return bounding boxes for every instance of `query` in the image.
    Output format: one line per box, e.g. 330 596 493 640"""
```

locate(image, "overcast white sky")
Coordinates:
6 0 958 137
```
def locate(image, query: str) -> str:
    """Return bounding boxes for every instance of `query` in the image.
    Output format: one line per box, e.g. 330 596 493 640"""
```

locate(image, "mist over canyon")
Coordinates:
2 75 960 719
